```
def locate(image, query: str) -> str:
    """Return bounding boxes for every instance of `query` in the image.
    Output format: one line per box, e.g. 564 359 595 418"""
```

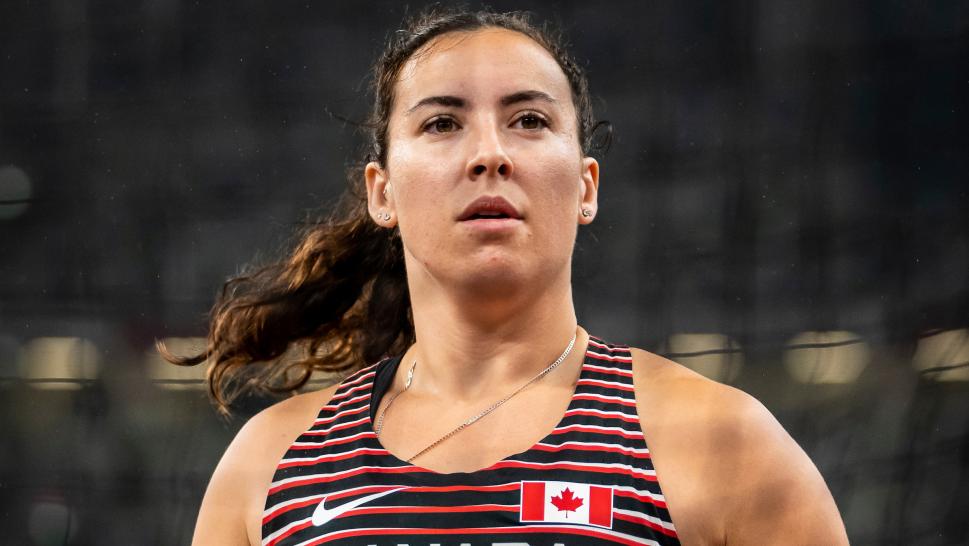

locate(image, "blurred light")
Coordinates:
28 495 74 545
660 333 743 383
913 329 969 381
146 337 207 390
0 165 32 220
18 337 100 390
0 334 21 381
784 331 869 384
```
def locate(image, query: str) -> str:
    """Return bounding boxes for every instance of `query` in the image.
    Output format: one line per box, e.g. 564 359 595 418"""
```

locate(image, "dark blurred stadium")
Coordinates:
1 1 967 544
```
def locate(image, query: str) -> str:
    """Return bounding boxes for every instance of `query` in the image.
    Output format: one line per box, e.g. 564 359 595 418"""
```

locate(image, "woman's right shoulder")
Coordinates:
191 382 343 546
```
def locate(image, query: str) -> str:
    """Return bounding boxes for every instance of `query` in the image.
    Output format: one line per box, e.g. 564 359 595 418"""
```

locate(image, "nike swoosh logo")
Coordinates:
311 487 407 526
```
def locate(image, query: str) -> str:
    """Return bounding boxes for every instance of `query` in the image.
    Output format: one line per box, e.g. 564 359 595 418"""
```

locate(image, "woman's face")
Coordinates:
366 28 599 296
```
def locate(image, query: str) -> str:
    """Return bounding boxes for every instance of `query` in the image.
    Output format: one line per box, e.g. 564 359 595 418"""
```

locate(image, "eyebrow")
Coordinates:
500 90 557 107
405 95 465 115
405 90 558 116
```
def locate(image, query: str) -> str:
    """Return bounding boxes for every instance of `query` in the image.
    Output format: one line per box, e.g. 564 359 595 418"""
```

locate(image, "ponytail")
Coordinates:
159 191 412 415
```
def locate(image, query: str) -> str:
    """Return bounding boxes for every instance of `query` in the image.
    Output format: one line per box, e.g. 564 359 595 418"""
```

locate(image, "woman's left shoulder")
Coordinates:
628 347 776 437
626 347 849 546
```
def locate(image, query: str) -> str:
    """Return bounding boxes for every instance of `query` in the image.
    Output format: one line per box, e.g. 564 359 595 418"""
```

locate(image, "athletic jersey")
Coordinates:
262 337 681 546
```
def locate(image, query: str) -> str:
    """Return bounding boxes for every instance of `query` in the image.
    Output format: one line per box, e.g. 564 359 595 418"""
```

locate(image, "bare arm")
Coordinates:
191 385 339 546
716 390 849 545
631 349 848 546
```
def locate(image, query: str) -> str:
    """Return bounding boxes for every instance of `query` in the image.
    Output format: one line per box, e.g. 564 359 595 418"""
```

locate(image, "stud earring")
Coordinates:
581 208 593 218
378 211 391 221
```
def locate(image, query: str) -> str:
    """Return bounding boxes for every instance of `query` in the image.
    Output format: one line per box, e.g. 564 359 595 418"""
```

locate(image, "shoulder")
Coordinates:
191 382 342 546
629 348 848 546
629 347 774 443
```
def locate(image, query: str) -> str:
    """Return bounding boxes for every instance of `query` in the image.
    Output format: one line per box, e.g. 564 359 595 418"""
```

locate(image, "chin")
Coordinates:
405 246 568 299
441 254 531 296
461 253 573 301
461 267 528 295
454 248 526 283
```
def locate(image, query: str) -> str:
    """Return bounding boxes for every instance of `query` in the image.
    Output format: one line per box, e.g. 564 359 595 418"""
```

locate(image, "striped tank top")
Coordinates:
262 337 681 546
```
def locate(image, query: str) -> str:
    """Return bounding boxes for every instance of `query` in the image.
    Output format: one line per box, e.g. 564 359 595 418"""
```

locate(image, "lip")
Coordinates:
460 216 524 234
457 196 523 222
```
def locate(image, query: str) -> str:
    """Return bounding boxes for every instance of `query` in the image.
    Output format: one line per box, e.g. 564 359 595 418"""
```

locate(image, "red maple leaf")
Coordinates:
550 487 584 517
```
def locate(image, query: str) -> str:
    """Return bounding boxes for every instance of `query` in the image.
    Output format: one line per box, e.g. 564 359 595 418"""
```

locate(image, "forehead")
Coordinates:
394 28 573 111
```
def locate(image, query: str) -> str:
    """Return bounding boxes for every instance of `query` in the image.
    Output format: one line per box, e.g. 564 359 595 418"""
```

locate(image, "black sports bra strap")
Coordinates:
368 355 402 423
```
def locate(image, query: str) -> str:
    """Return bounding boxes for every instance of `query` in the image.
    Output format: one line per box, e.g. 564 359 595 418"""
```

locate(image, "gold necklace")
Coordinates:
375 331 578 463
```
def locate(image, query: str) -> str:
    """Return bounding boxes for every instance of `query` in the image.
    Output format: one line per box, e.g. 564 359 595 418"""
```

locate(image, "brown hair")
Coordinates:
159 6 604 414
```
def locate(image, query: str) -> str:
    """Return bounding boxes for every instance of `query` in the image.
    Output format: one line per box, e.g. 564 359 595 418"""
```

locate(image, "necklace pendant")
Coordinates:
405 362 415 388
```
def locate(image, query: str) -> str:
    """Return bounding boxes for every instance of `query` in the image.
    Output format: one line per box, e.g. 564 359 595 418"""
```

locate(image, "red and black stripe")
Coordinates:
262 336 680 546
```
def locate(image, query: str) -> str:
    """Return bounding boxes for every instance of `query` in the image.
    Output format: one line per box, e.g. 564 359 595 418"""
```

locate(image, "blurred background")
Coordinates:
1 0 967 544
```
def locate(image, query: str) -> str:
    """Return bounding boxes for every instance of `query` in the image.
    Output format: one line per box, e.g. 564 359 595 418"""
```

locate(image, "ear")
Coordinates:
365 161 397 228
577 156 600 225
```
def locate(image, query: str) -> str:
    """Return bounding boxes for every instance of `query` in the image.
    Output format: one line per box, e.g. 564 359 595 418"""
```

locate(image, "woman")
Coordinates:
169 8 849 546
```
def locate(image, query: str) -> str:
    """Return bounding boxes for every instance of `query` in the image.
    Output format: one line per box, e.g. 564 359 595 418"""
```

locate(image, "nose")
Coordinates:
466 123 514 180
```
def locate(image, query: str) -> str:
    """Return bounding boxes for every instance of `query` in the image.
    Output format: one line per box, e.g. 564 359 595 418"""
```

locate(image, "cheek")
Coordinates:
385 156 459 256
387 149 455 216
387 128 465 180
523 150 584 211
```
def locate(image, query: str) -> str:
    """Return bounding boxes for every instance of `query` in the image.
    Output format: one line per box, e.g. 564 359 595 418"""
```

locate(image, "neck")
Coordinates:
404 268 584 401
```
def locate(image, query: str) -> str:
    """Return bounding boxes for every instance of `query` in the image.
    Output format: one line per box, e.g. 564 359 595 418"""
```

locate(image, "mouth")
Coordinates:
464 211 514 220
458 196 523 222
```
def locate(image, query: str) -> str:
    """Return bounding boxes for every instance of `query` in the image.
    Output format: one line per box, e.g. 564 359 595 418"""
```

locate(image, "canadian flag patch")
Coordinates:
520 480 613 528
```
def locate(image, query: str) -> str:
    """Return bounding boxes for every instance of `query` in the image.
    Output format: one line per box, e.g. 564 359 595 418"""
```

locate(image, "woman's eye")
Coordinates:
425 117 458 134
515 113 548 130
